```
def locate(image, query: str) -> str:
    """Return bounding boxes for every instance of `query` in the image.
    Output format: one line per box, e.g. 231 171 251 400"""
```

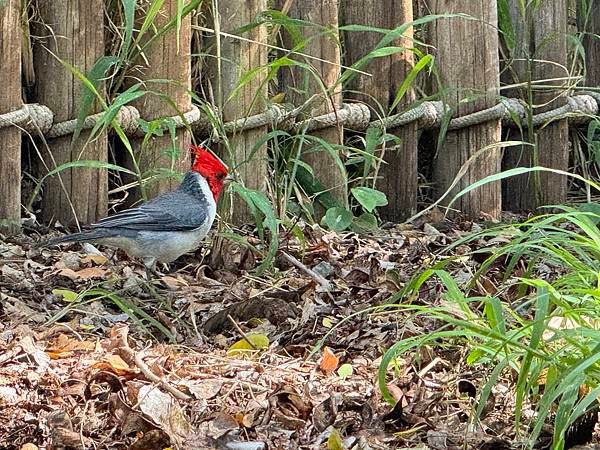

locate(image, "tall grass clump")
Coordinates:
379 205 600 449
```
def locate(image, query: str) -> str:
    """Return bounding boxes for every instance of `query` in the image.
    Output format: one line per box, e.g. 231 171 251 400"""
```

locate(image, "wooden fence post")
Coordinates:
503 1 569 210
0 0 21 234
278 0 346 217
501 0 532 211
132 0 192 200
581 1 600 86
33 1 108 226
429 0 502 219
533 1 569 207
341 0 418 221
214 0 268 224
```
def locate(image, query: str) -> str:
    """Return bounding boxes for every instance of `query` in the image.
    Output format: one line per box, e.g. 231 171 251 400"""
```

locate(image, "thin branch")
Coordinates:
280 251 331 291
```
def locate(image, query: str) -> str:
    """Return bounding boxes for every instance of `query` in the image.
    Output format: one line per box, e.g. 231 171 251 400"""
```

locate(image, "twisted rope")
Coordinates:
532 95 598 126
0 94 598 139
295 103 371 132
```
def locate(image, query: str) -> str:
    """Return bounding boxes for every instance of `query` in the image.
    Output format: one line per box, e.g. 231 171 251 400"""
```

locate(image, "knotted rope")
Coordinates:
0 94 598 139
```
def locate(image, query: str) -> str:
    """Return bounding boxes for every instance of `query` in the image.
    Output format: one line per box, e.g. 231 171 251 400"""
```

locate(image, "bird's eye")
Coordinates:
217 173 225 180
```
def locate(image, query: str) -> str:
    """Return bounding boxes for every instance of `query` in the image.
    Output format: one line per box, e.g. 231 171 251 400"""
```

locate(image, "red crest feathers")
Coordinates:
191 145 228 177
190 145 229 200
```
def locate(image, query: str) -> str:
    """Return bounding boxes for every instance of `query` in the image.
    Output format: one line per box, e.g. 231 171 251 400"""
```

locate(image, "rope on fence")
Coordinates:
531 94 598 126
295 102 371 132
0 94 598 140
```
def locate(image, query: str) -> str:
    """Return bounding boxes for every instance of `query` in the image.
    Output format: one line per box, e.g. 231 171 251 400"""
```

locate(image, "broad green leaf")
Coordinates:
323 207 353 232
337 364 353 379
52 289 79 302
351 187 388 213
363 126 383 178
227 334 270 357
351 212 378 232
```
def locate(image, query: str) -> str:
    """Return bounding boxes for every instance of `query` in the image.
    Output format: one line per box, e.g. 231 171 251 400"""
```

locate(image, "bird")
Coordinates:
42 145 231 275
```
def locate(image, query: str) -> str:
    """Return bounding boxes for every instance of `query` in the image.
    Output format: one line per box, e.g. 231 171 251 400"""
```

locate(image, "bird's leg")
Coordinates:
143 257 161 280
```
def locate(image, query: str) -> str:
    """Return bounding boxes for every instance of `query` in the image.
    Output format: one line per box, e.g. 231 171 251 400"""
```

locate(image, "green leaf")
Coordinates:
351 187 388 213
327 428 346 450
139 0 166 37
230 183 279 275
227 334 270 357
363 126 383 178
323 207 353 232
514 287 549 431
52 289 79 302
351 212 378 232
448 166 600 212
295 165 342 211
390 54 433 112
119 0 137 60
337 363 353 379
73 55 119 144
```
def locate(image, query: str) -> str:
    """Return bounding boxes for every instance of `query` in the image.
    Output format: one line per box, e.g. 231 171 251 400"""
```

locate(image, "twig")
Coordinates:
132 349 191 401
227 314 258 350
115 326 191 401
280 251 331 291
417 356 442 379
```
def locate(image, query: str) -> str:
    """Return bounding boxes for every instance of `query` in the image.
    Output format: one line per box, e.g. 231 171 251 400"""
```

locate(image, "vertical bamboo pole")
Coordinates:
132 0 192 200
342 0 418 221
429 0 501 219
214 0 268 224
33 1 108 226
0 0 22 234
278 0 346 217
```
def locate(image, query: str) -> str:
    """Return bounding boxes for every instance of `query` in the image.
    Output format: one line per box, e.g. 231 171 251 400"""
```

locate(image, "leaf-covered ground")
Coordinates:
0 217 598 449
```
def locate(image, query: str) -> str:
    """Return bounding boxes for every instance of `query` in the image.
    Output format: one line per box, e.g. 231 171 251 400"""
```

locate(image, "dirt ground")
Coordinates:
0 218 597 449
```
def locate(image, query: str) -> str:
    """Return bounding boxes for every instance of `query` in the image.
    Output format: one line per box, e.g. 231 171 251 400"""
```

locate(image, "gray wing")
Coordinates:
92 191 208 232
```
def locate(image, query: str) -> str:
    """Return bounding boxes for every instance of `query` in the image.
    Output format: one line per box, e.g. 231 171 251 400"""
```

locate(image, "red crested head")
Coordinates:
190 145 229 200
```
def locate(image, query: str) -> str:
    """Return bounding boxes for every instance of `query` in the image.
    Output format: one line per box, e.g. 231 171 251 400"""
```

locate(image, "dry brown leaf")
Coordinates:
161 275 189 289
234 412 254 428
59 267 107 280
386 384 405 403
20 444 39 450
46 334 95 359
93 354 136 375
320 347 339 376
179 379 223 400
20 336 51 374
81 254 108 265
138 385 193 444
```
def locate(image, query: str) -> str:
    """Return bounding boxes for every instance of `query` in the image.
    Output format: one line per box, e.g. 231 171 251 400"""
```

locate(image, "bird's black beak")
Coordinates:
223 175 235 185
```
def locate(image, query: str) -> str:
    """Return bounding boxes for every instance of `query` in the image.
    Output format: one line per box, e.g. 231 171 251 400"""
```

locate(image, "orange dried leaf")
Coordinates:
81 254 108 265
59 267 107 280
320 347 339 375
46 334 95 358
93 354 135 375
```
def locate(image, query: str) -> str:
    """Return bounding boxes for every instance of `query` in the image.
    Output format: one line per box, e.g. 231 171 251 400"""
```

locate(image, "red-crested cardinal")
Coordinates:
43 145 230 272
